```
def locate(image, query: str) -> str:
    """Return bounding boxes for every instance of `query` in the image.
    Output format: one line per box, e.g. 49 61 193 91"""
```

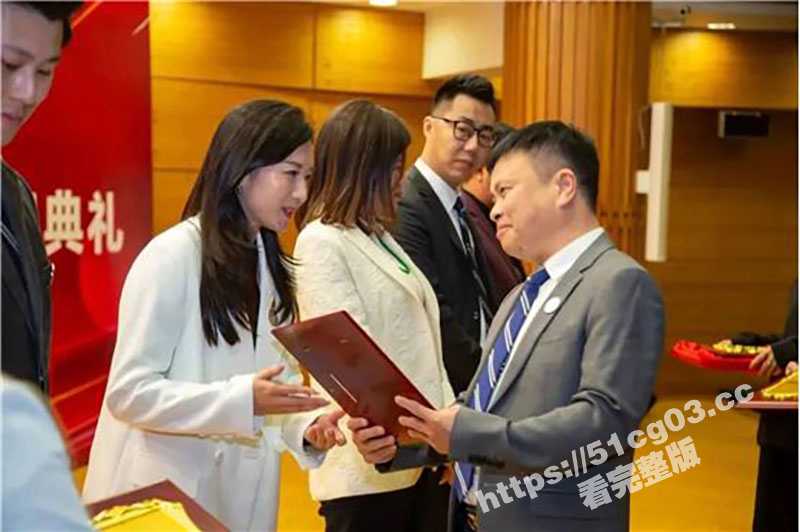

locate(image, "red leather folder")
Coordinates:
273 310 433 444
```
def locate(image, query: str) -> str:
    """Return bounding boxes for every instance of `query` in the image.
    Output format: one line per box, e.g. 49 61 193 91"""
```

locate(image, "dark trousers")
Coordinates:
753 446 798 532
319 467 450 532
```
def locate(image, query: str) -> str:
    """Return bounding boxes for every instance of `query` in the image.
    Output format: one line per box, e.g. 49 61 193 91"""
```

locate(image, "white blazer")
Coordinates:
295 220 455 501
82 218 321 532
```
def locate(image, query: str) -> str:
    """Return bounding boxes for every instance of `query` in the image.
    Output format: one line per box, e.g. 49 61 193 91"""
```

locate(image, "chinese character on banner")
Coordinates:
578 474 613 510
43 188 84 255
635 450 674 487
88 190 124 254
666 436 701 473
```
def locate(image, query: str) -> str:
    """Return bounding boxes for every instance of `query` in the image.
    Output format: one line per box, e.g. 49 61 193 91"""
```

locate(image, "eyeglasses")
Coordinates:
430 115 497 148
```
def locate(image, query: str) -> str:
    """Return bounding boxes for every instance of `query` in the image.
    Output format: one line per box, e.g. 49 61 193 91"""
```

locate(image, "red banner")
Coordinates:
2 2 152 464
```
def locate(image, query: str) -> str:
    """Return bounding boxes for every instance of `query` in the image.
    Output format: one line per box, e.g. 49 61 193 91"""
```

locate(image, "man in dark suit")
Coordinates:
741 280 797 532
392 74 498 396
460 122 525 309
2 2 82 392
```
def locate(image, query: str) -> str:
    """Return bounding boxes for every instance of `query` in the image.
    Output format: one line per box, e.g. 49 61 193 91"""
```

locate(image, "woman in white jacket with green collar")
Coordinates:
295 100 455 532
83 101 345 531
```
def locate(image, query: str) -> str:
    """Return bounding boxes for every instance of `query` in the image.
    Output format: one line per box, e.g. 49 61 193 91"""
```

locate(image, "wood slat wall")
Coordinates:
150 2 433 235
503 1 651 258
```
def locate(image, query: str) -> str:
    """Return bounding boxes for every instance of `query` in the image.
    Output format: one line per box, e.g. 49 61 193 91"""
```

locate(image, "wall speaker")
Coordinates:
718 111 770 138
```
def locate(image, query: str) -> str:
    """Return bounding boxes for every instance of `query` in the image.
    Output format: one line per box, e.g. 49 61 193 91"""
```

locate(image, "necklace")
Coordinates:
377 237 411 274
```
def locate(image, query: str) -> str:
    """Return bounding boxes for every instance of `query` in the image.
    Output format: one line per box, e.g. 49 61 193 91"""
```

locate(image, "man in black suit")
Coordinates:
2 2 82 392
392 74 498 396
743 280 798 532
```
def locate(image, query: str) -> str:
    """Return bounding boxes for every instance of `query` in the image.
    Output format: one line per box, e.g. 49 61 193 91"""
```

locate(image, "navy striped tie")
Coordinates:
454 268 551 502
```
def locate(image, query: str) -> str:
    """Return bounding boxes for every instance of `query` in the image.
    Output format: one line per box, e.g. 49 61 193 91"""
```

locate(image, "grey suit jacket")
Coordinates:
383 233 665 532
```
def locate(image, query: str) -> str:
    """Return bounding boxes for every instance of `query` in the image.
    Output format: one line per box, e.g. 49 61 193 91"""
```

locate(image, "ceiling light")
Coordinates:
652 20 685 29
707 22 736 30
369 0 398 6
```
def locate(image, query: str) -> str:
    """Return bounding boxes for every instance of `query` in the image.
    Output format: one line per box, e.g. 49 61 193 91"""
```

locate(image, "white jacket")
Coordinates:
295 220 454 501
82 218 321 531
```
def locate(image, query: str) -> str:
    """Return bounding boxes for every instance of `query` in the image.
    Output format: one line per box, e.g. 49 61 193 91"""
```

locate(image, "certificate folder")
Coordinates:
273 310 432 444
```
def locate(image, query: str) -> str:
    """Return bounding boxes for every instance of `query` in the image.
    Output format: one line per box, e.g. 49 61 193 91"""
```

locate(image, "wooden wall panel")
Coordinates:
152 78 311 171
150 3 434 236
150 2 314 89
314 6 432 96
650 108 797 394
650 29 798 109
503 1 651 258
152 170 196 234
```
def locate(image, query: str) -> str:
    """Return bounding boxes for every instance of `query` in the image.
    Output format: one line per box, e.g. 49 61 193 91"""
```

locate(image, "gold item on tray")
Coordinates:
761 371 799 401
712 340 762 357
91 498 200 531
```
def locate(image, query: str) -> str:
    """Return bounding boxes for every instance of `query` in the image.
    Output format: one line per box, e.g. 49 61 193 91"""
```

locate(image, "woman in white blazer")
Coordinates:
294 100 455 532
83 100 345 531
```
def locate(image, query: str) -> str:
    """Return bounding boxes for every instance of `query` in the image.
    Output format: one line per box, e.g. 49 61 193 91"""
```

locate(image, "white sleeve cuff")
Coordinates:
282 410 327 470
228 373 262 437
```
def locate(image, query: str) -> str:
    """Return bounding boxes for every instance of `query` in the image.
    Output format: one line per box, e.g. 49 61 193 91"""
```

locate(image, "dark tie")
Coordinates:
454 197 493 323
454 268 551 502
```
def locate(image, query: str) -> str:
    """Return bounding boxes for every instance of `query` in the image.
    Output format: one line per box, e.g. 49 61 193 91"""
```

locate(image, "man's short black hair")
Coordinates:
489 121 600 210
15 2 82 46
493 122 515 146
432 74 496 114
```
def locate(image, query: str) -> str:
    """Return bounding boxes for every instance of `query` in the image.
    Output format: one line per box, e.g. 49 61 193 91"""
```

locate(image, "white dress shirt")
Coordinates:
415 158 462 245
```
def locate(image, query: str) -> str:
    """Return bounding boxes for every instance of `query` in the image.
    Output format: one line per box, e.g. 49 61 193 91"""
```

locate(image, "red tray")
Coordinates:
671 340 755 372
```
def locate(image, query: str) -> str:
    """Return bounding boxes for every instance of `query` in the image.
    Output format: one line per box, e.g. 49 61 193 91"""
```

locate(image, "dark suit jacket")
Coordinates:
2 162 52 392
758 280 797 450
392 167 494 394
460 190 525 308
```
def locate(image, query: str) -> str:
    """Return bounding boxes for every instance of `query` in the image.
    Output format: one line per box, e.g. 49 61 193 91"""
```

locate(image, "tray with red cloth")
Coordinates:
670 340 758 372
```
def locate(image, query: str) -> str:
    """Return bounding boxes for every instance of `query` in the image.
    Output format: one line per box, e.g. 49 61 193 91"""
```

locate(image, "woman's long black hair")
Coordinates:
182 100 312 347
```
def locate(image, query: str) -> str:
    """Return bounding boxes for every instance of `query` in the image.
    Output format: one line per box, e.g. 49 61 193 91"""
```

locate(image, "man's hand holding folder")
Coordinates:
348 396 461 463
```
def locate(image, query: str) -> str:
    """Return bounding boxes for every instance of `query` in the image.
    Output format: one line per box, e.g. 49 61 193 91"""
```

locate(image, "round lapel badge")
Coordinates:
543 297 561 314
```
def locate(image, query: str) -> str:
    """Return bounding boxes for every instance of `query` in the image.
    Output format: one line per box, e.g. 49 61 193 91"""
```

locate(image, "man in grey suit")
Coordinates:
348 121 664 532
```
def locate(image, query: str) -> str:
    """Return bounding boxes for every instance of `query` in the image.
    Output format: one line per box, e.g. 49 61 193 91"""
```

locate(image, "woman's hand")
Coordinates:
346 417 397 464
304 409 347 451
253 365 328 415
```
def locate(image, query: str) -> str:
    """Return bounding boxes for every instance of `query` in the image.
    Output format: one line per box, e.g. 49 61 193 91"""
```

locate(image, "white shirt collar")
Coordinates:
415 158 460 213
542 227 605 282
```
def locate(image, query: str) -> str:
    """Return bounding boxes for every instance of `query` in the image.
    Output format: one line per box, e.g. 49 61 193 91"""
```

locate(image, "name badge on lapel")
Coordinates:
543 297 561 314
